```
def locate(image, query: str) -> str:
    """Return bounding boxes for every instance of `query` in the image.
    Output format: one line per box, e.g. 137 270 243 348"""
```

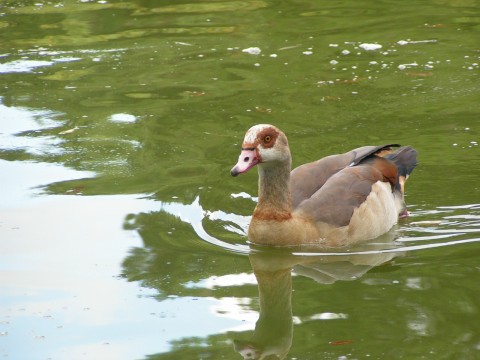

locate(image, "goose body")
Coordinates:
231 124 417 247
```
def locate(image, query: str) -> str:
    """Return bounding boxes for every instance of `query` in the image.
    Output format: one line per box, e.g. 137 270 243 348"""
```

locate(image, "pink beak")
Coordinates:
231 148 259 176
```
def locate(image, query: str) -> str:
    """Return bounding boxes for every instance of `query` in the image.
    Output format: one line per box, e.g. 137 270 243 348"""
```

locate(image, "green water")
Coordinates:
1 1 479 359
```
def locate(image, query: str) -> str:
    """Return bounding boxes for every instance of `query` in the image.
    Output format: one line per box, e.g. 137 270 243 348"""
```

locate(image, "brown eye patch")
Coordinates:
256 127 279 148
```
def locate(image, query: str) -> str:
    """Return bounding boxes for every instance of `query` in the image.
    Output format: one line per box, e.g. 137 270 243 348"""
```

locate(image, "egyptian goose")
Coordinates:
231 124 417 247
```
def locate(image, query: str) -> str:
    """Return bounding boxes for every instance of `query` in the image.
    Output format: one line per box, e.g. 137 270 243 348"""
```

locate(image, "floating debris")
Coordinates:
359 43 383 51
58 126 80 135
278 44 302 51
109 113 136 123
185 90 205 97
174 41 193 46
329 340 353 346
424 23 447 28
398 62 418 70
242 47 261 55
397 39 438 45
255 106 272 114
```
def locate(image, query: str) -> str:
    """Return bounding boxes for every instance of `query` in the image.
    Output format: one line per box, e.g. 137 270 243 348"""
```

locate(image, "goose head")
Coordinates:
231 124 291 177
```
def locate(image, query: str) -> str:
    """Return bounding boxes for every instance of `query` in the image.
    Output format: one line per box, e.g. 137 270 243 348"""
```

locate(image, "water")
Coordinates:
1 1 479 359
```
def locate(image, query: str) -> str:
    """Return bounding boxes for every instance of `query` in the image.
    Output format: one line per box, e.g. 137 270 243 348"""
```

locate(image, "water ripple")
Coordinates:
158 195 480 257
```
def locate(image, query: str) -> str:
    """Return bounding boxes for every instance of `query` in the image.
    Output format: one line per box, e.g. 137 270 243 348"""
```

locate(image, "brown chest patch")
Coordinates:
253 207 292 221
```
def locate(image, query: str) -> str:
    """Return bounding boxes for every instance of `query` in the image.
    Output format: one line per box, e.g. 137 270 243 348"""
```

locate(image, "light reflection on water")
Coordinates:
1 0 480 358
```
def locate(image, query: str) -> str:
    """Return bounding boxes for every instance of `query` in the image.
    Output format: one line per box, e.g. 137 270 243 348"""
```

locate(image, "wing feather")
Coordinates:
290 144 400 208
295 156 398 227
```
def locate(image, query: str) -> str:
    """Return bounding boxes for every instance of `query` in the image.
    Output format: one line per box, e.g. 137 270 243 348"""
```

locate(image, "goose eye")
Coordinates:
264 135 272 143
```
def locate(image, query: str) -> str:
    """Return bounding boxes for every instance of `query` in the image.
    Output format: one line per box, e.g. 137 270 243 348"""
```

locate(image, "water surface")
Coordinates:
1 1 479 359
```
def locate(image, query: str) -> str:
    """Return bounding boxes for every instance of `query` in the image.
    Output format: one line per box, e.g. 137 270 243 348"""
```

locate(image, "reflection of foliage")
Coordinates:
1 1 251 48
0 0 275 201
144 1 267 14
121 207 254 299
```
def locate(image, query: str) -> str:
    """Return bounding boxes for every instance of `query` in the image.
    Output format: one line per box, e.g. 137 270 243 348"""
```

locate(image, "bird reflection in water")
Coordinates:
233 235 402 360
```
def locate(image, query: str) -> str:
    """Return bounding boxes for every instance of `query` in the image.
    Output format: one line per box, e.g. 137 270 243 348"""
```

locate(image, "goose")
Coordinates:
230 124 417 247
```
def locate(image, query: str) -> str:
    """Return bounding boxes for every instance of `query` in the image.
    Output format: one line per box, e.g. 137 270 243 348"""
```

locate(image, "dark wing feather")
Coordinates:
290 144 400 208
384 146 417 176
348 144 401 166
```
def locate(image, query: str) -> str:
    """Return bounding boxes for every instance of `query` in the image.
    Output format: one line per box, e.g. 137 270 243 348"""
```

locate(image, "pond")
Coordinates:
1 0 479 359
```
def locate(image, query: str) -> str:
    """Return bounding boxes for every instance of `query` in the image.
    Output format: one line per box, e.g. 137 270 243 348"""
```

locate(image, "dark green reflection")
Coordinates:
233 239 400 359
